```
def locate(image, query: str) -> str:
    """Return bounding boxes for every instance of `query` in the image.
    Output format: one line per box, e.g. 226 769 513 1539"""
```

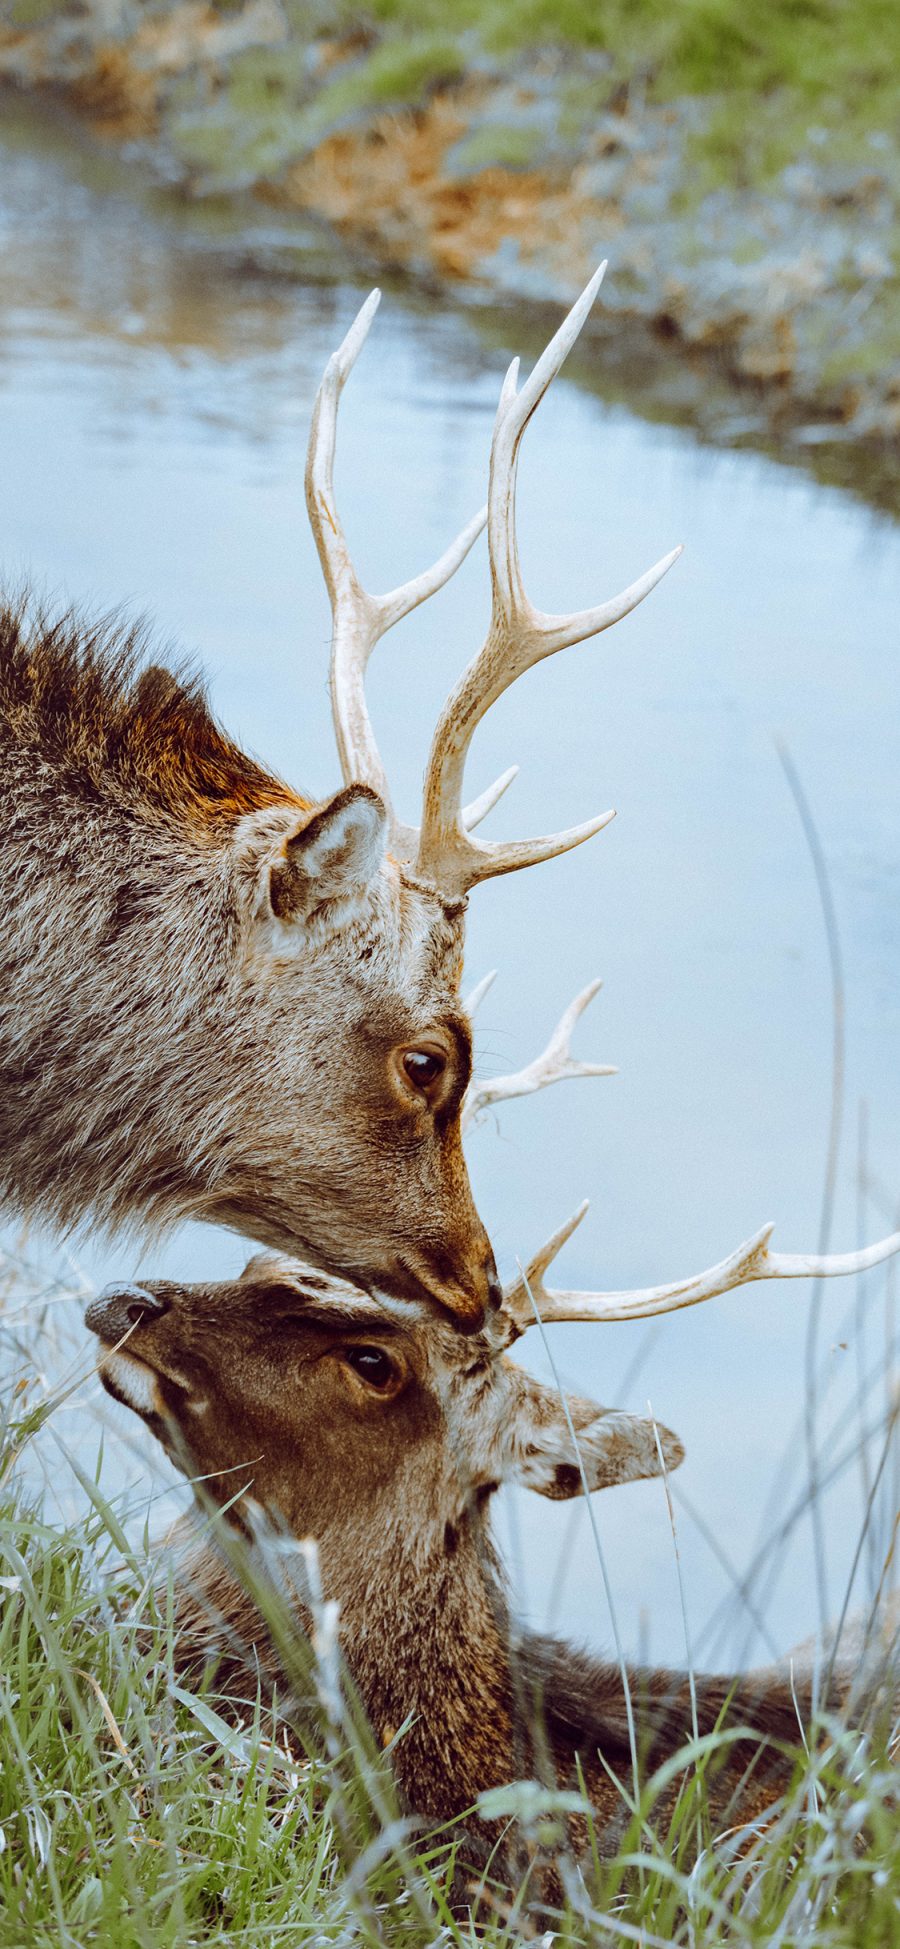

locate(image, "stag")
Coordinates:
85 1231 898 1888
0 269 679 1325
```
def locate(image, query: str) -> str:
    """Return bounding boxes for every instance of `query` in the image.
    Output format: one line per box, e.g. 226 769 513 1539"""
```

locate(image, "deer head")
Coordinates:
83 942 900 1498
85 966 900 1506
84 1121 900 1559
85 1253 682 1553
84 1246 687 1829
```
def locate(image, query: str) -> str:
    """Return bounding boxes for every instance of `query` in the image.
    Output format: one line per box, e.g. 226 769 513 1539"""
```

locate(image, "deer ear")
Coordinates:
268 785 389 924
238 1252 302 1285
507 1376 684 1500
237 1254 335 1308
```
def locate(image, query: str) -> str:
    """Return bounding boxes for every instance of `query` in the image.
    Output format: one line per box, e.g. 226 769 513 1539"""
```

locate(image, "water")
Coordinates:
2 96 898 1671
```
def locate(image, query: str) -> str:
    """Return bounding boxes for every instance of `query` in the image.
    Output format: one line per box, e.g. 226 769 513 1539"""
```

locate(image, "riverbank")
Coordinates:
1 1 898 503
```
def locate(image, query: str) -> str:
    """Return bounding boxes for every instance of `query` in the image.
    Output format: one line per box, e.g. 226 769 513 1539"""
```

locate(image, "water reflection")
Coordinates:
1 95 898 1670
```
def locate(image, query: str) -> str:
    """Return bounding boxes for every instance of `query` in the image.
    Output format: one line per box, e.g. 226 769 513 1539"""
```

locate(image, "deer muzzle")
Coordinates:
389 1243 502 1333
84 1282 169 1345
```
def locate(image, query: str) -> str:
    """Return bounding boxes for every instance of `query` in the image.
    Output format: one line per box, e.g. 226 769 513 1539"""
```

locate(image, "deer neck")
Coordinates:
171 1502 524 1823
317 1501 523 1821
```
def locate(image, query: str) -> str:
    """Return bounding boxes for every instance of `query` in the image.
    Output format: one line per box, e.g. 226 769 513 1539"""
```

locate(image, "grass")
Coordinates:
172 0 900 237
336 0 898 100
346 0 899 205
2 1243 898 1947
170 30 467 187
10 0 900 241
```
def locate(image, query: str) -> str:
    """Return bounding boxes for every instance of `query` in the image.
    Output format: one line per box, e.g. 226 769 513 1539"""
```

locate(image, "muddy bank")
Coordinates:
2 2 898 501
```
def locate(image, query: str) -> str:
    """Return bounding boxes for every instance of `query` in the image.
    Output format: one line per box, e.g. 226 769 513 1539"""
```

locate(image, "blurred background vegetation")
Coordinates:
1 0 898 468
5 0 899 170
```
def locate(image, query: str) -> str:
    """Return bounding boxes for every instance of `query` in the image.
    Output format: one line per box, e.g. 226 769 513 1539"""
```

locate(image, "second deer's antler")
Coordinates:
502 1206 900 1336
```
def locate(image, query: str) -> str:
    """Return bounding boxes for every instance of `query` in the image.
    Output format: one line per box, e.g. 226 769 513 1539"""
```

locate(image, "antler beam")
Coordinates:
416 265 682 896
462 979 615 1133
503 1207 900 1335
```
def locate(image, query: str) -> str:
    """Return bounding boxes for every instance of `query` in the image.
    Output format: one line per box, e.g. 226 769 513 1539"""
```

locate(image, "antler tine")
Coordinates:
462 979 615 1133
305 288 486 836
501 1202 590 1339
305 292 382 795
503 1219 900 1334
379 504 487 633
416 266 683 896
461 765 519 833
463 968 498 1019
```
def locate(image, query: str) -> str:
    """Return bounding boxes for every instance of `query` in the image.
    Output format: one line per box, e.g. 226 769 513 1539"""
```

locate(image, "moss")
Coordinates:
284 34 468 152
224 44 314 118
171 105 302 183
820 327 900 387
286 34 466 129
169 30 468 187
350 33 467 106
680 99 800 199
728 235 768 267
338 0 900 172
553 73 616 145
169 60 309 187
448 121 544 174
5 0 65 22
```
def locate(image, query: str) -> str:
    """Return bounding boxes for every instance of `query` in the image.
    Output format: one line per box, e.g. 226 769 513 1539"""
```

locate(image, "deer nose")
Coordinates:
84 1283 168 1343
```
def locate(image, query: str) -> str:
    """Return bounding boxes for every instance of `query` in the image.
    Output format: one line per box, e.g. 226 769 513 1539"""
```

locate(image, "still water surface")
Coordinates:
2 98 898 1669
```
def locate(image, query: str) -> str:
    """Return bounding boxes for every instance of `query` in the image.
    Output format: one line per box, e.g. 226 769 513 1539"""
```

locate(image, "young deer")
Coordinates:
0 271 679 1325
85 1220 898 1884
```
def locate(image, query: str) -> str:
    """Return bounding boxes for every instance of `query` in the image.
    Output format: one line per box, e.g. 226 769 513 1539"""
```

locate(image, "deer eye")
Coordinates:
344 1345 398 1391
401 1048 446 1095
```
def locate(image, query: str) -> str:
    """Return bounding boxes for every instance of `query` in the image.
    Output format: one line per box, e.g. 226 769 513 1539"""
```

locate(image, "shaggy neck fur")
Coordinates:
0 608 297 1233
166 1487 830 1870
0 604 304 832
172 1494 520 1825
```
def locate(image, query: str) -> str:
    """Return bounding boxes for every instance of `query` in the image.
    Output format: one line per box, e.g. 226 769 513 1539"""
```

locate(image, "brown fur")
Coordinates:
0 605 305 830
84 1259 872 1888
0 603 497 1321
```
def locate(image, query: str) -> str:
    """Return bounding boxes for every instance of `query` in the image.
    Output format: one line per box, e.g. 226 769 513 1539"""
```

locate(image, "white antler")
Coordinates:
305 288 490 855
416 265 682 896
462 979 615 1133
307 275 678 885
463 969 498 1019
461 765 520 834
503 1207 900 1335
